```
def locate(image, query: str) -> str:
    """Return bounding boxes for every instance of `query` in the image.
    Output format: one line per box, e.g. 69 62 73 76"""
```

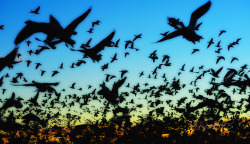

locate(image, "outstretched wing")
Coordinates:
0 48 18 72
5 48 18 60
35 6 40 12
15 21 50 45
112 77 127 93
188 1 211 28
90 31 115 53
156 30 181 43
64 8 92 35
12 83 36 86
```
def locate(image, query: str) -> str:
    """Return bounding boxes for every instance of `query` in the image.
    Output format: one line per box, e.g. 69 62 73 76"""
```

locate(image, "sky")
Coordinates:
0 0 250 124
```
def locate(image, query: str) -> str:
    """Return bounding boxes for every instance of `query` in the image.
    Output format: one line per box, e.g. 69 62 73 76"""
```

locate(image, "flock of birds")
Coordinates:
0 1 249 132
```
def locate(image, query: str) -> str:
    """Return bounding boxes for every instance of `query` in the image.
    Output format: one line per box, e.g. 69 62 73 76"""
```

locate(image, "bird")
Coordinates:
0 25 4 30
40 70 46 76
162 55 170 62
35 63 42 69
101 63 109 71
216 40 221 47
215 48 222 53
191 49 199 54
75 60 86 67
70 31 115 62
92 20 101 27
59 63 63 69
231 57 238 63
180 64 185 71
98 77 127 105
87 28 94 34
124 40 133 49
28 92 40 106
70 83 76 89
15 8 91 47
124 52 129 58
120 70 128 78
133 34 142 41
156 1 211 44
113 39 120 47
216 56 225 64
219 30 226 36
207 38 214 48
110 53 118 63
210 67 223 77
26 60 32 67
139 71 144 77
30 6 40 14
52 71 59 77
26 40 31 46
0 48 20 72
27 50 33 55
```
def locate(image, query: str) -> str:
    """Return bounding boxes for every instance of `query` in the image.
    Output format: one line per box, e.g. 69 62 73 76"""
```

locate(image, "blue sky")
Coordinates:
0 0 250 122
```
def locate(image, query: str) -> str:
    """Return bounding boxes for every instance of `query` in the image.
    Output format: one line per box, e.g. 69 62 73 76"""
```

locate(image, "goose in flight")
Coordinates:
157 1 211 44
15 8 91 47
0 48 20 72
70 31 115 62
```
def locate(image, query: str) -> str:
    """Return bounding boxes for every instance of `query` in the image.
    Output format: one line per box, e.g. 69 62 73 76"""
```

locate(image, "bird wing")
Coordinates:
216 67 223 75
156 30 181 43
112 77 127 93
35 6 40 12
0 48 19 72
90 31 115 54
188 1 211 28
64 8 91 35
14 21 50 45
5 48 18 61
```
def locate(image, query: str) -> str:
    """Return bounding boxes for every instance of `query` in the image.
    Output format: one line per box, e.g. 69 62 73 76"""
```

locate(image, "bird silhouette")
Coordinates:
133 34 142 41
156 1 211 44
191 49 199 54
120 70 128 78
0 48 20 72
30 6 40 14
70 31 115 62
231 57 238 63
0 25 4 30
210 67 223 77
216 56 225 64
219 30 226 36
110 53 118 63
15 8 91 47
98 77 127 105
92 20 101 27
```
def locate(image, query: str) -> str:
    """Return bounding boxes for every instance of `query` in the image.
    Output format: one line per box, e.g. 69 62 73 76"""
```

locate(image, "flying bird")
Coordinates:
231 57 238 63
30 6 40 14
133 34 142 41
0 48 20 72
92 20 101 27
70 31 115 62
210 67 223 77
207 38 214 48
0 25 4 30
120 70 128 78
219 30 226 36
15 8 92 47
216 56 225 64
191 49 199 54
156 1 211 44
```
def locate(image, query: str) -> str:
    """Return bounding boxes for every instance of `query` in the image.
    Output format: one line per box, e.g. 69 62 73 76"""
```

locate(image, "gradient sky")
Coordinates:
0 0 250 123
